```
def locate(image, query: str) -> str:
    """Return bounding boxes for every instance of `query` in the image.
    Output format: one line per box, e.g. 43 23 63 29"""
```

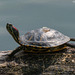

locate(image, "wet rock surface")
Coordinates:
0 47 75 75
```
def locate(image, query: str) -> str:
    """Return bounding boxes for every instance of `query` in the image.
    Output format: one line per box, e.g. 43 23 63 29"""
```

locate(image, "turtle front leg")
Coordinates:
8 45 25 58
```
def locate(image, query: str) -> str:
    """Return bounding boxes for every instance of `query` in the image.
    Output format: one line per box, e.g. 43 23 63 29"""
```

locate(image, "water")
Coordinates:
0 0 75 51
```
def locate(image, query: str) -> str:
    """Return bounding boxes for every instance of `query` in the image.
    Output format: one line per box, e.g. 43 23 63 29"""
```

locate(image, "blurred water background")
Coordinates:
0 0 75 51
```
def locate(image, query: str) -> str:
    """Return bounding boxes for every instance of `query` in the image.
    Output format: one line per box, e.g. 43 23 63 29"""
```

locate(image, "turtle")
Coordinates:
6 23 75 57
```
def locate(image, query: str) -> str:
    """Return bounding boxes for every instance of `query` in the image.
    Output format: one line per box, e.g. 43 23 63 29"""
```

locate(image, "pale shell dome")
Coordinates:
19 27 70 47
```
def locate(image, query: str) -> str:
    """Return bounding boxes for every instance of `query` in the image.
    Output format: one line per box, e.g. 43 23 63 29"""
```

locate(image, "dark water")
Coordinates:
0 0 75 51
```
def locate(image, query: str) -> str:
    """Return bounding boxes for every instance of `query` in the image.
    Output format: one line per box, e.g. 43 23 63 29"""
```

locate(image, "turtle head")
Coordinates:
6 23 21 45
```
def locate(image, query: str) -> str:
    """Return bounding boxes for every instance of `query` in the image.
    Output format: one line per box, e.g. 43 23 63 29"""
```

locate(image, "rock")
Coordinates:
0 47 75 75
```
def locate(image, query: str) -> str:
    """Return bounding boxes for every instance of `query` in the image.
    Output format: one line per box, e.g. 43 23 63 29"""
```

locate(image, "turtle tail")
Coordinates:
70 38 75 41
66 38 75 48
66 43 75 48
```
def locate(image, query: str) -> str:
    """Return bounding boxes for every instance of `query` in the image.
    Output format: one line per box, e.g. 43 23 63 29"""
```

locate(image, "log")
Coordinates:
0 47 75 75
